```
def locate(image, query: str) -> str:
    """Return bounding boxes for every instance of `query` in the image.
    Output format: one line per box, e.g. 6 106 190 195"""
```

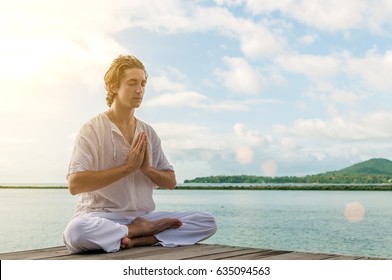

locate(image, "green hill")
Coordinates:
332 158 392 175
184 158 392 184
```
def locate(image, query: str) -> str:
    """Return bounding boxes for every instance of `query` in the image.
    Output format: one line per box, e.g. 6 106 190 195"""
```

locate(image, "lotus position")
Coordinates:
63 55 217 253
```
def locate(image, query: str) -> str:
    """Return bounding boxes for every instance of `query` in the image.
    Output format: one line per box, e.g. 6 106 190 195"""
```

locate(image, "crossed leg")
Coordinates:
120 217 182 249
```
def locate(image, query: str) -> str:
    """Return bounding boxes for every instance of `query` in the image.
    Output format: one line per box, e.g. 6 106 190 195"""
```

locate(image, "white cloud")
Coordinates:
144 88 278 111
275 111 392 141
235 19 286 58
145 91 243 111
153 123 227 150
346 49 392 91
150 67 188 87
217 0 392 34
144 91 208 108
114 2 286 58
275 49 392 93
234 123 264 146
242 0 391 32
276 53 341 81
298 34 319 45
215 57 266 94
305 83 362 108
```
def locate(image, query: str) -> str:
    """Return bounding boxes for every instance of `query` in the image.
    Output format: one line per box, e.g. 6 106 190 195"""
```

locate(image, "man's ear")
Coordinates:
110 85 119 94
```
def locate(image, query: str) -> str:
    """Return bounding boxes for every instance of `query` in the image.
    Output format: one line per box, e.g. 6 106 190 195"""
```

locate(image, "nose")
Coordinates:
136 84 144 93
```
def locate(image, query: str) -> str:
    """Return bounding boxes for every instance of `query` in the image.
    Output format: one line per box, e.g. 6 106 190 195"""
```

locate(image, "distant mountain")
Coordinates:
331 158 392 176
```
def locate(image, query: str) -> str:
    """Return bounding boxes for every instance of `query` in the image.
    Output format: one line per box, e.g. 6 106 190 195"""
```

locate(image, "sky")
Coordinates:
1 0 392 184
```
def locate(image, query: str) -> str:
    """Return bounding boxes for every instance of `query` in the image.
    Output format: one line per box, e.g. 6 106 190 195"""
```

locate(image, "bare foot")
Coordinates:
120 237 132 250
127 217 182 238
120 235 160 250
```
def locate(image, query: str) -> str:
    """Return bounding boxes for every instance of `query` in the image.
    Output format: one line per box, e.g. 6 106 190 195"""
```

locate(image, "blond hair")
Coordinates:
104 55 148 107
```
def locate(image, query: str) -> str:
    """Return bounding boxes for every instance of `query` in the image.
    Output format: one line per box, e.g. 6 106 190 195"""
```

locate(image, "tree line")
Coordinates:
184 173 392 184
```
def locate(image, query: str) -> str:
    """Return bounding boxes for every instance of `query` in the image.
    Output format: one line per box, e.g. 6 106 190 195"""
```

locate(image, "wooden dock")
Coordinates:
0 244 383 260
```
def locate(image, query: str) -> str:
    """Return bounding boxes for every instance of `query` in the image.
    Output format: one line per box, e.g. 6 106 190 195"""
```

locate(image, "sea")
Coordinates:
1 185 392 259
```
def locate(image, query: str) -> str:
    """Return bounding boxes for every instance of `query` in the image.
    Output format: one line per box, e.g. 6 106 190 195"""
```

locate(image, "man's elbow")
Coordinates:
167 180 177 189
68 174 81 195
167 174 177 189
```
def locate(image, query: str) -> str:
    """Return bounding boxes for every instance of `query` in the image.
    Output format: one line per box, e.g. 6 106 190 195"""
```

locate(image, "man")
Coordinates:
63 55 217 253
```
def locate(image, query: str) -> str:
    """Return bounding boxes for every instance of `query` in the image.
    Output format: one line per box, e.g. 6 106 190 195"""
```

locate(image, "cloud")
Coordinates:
144 91 252 111
297 34 319 45
149 75 186 93
276 53 341 81
274 111 392 141
239 0 392 32
346 49 392 91
305 83 362 109
144 72 280 111
275 48 392 92
215 57 270 94
144 91 209 108
116 2 286 58
234 123 265 146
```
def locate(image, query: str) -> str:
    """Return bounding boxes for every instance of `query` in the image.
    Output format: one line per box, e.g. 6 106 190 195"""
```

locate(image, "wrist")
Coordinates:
140 165 153 175
124 162 137 174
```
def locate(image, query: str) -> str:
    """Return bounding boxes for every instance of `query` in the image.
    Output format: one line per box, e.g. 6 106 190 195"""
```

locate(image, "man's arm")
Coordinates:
68 132 148 195
139 135 177 189
68 165 130 195
141 167 177 189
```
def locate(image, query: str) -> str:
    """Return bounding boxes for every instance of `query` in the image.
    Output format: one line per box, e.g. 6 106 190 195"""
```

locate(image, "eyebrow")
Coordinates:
126 78 147 84
126 78 146 83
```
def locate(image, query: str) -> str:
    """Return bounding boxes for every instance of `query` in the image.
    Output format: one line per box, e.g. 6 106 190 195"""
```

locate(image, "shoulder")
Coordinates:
78 113 109 137
137 119 157 135
136 118 160 142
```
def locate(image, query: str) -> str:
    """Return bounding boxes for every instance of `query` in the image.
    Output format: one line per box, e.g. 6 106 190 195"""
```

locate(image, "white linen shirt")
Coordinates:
67 113 173 216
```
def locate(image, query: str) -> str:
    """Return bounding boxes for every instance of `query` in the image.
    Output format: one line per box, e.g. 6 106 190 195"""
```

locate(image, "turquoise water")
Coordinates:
1 188 391 258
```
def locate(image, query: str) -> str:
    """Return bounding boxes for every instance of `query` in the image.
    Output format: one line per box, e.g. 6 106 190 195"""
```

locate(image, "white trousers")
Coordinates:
63 211 217 254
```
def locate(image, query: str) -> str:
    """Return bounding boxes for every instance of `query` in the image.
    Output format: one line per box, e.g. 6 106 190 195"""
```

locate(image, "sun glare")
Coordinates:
344 201 365 223
261 160 277 177
236 146 253 164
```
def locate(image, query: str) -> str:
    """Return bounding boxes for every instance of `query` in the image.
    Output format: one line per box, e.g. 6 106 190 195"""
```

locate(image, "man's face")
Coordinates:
115 68 146 109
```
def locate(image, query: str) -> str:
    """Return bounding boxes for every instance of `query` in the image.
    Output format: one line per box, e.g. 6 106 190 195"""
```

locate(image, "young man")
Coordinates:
63 55 217 253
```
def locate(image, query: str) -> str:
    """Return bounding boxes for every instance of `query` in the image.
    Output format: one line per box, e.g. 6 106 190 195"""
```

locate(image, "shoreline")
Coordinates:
1 184 392 191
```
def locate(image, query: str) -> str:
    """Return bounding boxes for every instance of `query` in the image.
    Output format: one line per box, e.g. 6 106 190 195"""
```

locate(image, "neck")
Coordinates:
107 105 135 127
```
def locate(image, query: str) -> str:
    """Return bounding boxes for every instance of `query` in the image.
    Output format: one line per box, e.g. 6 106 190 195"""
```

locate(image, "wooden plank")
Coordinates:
328 256 380 260
0 246 70 260
130 244 248 260
45 245 189 260
258 251 337 260
217 250 292 260
186 248 271 260
44 244 222 260
326 255 365 260
0 244 387 260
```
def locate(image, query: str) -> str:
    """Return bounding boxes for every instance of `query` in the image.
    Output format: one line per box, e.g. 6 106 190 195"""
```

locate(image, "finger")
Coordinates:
133 132 145 149
141 137 147 153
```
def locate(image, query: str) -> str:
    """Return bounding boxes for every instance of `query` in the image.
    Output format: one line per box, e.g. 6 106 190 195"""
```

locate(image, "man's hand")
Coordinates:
126 132 147 172
140 134 151 173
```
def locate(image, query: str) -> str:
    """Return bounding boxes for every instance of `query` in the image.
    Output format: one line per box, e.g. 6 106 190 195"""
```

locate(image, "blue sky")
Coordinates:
1 0 392 184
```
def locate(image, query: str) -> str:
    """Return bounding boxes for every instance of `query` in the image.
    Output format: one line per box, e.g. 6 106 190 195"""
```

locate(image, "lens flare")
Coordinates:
236 146 253 164
261 160 277 177
344 201 365 223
